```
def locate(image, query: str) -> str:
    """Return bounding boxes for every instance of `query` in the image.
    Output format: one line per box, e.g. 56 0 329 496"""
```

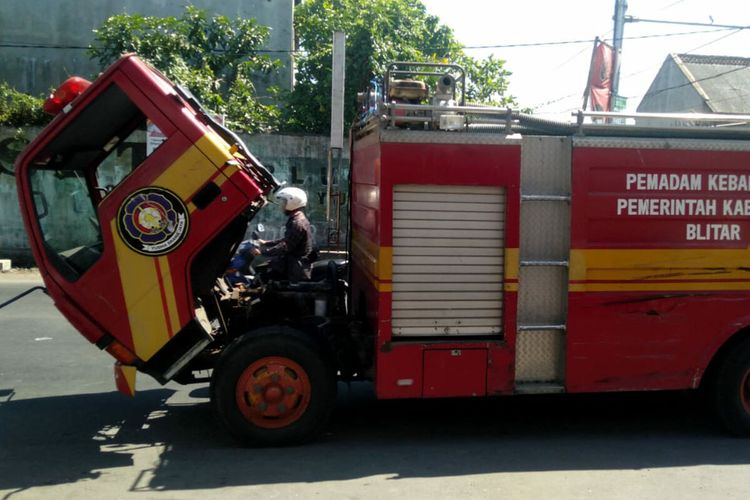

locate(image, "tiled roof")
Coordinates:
674 53 750 113
677 54 750 67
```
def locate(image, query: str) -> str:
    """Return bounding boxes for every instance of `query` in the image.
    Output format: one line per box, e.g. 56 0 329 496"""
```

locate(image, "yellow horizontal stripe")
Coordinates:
379 247 393 281
365 272 392 293
352 244 750 294
570 281 750 292
570 248 750 282
353 238 519 293
352 243 750 293
505 248 519 280
351 232 393 281
351 233 382 292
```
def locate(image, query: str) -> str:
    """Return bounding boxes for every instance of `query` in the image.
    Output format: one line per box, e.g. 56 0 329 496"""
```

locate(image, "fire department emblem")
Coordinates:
117 187 189 256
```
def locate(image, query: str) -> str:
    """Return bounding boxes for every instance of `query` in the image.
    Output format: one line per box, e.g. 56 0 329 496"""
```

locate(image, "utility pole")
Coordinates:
327 31 346 246
612 0 628 103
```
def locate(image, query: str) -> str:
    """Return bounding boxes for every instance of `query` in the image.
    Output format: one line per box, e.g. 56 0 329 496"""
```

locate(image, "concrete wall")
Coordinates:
0 0 294 96
243 135 350 247
0 127 349 266
0 129 32 264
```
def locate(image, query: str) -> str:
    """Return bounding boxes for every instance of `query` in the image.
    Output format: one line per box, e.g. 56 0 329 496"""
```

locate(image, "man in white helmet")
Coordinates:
252 186 314 281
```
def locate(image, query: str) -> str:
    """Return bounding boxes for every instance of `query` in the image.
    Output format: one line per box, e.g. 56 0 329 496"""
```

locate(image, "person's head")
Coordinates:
275 187 307 214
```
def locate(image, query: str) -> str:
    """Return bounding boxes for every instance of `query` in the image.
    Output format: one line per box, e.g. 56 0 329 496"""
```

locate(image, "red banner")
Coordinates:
588 40 615 112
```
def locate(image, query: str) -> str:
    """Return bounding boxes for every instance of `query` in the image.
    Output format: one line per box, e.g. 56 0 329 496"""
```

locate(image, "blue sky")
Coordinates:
420 0 750 118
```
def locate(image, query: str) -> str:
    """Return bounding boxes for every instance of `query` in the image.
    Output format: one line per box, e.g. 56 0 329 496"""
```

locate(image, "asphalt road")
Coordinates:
1 276 750 499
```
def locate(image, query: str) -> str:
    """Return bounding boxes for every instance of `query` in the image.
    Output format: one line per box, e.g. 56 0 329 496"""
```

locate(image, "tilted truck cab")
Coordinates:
15 55 277 391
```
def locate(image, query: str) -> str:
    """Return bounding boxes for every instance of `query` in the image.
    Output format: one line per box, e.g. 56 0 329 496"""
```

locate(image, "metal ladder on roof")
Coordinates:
515 136 572 394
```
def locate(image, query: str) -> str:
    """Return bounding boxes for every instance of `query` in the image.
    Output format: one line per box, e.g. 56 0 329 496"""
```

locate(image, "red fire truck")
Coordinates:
12 56 750 445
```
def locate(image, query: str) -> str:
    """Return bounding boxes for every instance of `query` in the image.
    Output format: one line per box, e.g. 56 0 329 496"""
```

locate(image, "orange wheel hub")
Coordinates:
235 356 311 429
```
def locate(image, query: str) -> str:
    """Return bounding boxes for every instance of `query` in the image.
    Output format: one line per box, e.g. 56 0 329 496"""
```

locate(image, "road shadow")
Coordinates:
0 389 174 497
2 383 750 495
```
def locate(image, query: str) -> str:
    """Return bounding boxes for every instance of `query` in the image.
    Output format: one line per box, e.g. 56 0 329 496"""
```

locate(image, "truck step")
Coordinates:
517 324 566 332
521 194 571 202
514 382 565 394
519 260 569 267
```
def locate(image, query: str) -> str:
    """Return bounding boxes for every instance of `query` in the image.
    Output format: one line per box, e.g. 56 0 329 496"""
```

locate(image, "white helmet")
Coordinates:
275 186 308 211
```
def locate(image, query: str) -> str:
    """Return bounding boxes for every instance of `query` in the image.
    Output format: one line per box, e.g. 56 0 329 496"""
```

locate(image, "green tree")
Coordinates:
287 0 516 133
88 6 282 133
460 54 514 105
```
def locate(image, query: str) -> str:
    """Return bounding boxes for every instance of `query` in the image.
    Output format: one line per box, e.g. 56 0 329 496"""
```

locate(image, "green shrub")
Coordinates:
0 83 49 127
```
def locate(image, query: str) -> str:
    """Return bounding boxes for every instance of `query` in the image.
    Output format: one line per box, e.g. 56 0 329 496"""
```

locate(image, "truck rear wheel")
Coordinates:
712 337 750 436
210 328 336 446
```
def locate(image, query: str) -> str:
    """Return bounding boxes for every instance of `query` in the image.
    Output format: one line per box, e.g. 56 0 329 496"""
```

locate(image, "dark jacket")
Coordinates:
262 209 314 280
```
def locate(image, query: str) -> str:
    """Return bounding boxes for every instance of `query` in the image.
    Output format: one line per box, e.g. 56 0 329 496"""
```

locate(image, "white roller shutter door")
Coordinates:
392 184 505 336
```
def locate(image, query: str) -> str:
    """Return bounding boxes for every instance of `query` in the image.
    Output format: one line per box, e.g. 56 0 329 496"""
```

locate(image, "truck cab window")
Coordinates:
27 83 156 281
94 122 151 196
29 168 102 281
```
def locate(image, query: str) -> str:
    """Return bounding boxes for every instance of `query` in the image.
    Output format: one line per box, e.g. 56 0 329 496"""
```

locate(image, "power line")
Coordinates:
630 64 750 100
530 91 580 110
531 26 737 111
550 29 613 72
0 26 737 54
444 26 736 50
618 14 750 103
622 26 749 103
685 27 745 52
539 22 749 111
625 17 749 30
621 65 659 79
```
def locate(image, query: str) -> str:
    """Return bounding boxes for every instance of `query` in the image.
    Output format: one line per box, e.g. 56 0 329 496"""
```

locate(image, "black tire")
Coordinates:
210 327 336 446
712 337 750 436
